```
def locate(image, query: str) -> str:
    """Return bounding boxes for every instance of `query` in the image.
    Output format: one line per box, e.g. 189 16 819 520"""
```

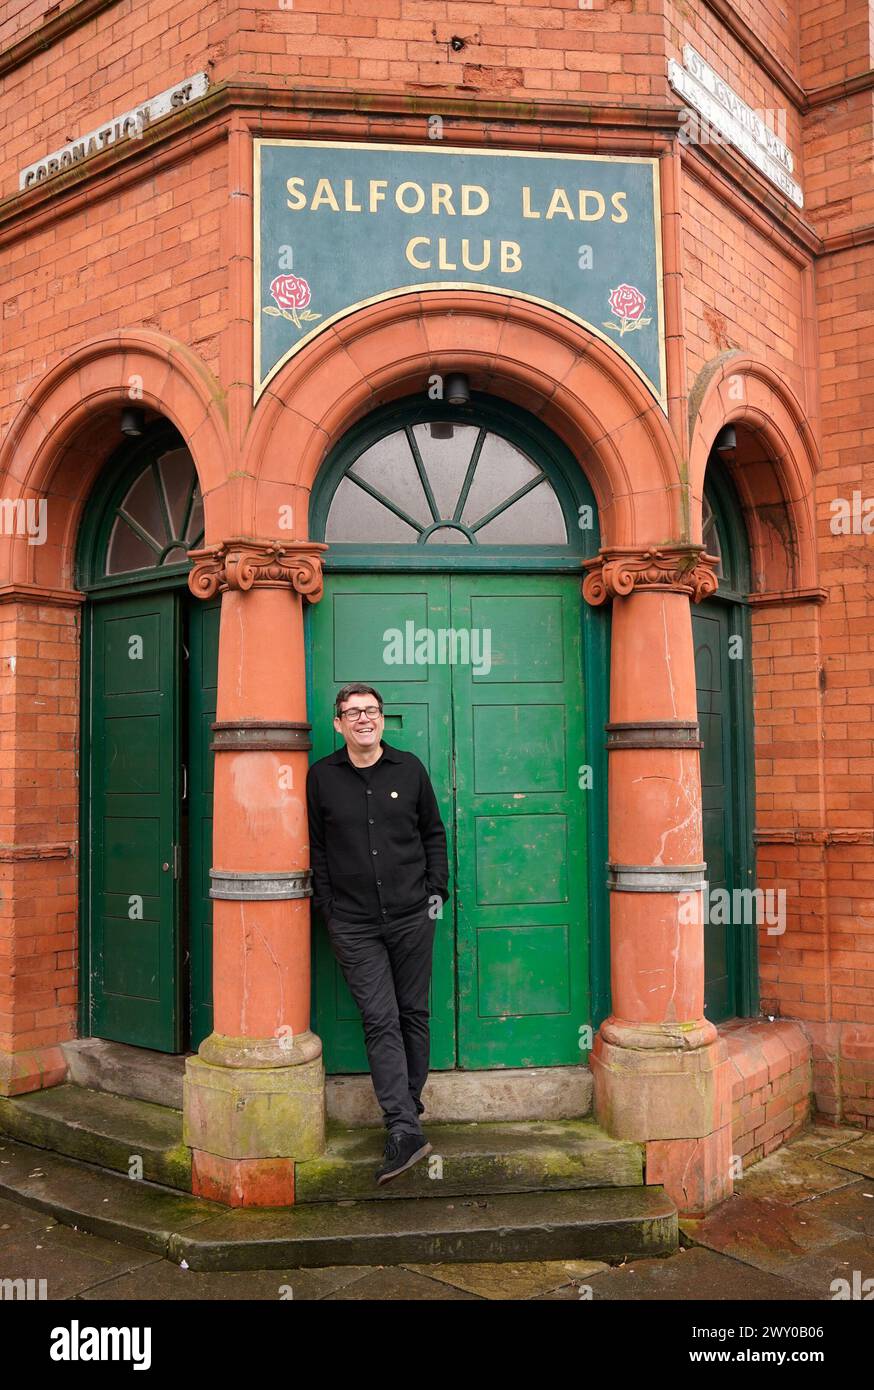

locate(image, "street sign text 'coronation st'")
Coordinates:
19 74 209 190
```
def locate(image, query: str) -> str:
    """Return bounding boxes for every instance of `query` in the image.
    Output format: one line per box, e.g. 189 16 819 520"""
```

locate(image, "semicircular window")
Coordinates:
701 490 725 580
105 447 205 576
325 423 568 545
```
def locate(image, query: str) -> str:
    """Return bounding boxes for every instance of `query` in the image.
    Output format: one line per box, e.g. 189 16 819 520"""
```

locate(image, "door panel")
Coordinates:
88 593 181 1051
451 576 589 1067
188 596 220 1049
693 605 734 1022
309 575 455 1070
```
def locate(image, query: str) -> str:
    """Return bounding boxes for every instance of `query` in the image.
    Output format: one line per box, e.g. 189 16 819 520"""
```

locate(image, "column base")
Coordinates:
183 1036 326 1205
0 1045 67 1097
191 1150 296 1207
591 1025 734 1213
591 1025 732 1141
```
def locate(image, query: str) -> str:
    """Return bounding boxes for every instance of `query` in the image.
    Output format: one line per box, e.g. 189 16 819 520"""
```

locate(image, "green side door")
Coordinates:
451 575 589 1067
309 574 456 1071
87 592 182 1051
693 604 734 1022
187 596 220 1049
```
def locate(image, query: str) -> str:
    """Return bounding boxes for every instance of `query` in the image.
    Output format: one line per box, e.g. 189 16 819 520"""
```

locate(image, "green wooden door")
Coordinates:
451 575 589 1067
187 596 220 1049
309 571 588 1070
693 604 734 1022
87 592 182 1051
310 575 455 1070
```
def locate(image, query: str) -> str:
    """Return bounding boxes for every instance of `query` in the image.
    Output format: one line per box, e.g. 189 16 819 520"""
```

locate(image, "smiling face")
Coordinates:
334 691 384 757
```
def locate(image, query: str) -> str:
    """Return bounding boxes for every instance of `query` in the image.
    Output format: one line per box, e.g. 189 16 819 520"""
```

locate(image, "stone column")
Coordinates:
183 539 327 1207
583 545 733 1214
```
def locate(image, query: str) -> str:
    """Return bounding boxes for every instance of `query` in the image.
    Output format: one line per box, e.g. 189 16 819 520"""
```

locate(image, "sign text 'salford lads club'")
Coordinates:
255 140 667 409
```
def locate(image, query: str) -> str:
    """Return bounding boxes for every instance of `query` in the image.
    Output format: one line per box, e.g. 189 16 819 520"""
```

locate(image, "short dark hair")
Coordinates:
335 683 384 719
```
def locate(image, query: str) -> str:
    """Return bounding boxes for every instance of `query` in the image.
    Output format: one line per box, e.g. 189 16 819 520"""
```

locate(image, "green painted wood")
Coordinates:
693 461 757 1023
309 573 456 1071
693 604 734 1022
451 574 589 1067
187 597 220 1050
87 592 182 1051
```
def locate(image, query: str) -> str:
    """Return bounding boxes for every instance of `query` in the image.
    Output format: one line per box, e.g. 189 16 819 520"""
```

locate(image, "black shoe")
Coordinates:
375 1132 432 1186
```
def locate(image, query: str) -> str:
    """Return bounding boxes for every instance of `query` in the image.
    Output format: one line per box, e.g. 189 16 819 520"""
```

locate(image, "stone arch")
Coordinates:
241 291 686 549
0 330 232 590
688 352 820 594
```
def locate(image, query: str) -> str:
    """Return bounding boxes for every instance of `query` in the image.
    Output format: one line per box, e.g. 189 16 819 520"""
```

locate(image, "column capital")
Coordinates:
187 539 328 602
582 545 720 607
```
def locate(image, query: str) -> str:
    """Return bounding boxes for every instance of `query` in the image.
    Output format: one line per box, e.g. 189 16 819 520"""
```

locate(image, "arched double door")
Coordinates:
78 423 219 1052
306 395 609 1072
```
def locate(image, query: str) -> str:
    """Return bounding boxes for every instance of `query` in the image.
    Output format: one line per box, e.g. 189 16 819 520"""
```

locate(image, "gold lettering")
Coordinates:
546 188 574 220
286 177 306 211
610 191 628 223
521 186 540 219
437 237 457 271
369 180 388 212
405 236 431 269
344 179 362 212
431 183 456 215
461 185 489 216
396 181 426 214
578 190 606 221
311 178 340 212
501 241 522 273
460 239 490 272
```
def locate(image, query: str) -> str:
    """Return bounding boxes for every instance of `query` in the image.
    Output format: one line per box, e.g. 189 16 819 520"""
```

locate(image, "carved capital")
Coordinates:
187 539 327 603
582 545 720 607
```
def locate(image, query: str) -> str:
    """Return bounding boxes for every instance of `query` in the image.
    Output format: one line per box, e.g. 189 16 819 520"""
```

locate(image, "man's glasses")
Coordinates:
339 706 382 722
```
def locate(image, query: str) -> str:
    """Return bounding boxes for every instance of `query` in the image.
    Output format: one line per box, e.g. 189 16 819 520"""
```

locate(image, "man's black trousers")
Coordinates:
326 903 436 1139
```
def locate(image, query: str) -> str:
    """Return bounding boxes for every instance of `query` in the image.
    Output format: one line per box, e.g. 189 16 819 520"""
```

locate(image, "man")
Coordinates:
306 683 449 1185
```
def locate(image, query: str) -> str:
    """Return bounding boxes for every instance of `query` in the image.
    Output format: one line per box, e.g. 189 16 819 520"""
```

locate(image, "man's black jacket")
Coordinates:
306 740 449 924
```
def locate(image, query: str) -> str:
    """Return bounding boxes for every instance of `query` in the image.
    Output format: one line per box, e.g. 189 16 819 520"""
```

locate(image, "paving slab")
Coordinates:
76 1260 374 1301
533 1246 826 1301
734 1126 866 1205
0 1221 159 1299
321 1265 482 1299
0 1194 54 1246
403 1257 608 1300
681 1194 850 1275
779 1234 874 1298
819 1134 874 1181
795 1179 874 1238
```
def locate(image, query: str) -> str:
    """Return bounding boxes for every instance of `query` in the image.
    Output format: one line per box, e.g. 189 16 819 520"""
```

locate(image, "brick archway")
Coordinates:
0 329 231 592
688 352 820 595
241 290 686 548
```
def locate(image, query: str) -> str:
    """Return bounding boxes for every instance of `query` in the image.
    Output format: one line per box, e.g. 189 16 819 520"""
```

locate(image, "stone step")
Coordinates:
0 1085 190 1191
0 1084 639 1203
0 1137 677 1270
61 1039 187 1110
297 1118 643 1202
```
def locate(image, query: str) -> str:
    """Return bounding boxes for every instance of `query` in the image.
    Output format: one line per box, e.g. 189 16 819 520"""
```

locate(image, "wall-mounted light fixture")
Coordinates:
714 424 736 455
445 373 470 406
121 407 145 438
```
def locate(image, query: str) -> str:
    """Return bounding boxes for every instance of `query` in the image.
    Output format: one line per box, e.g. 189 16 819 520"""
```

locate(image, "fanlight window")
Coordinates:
701 492 725 579
105 447 204 576
325 423 568 545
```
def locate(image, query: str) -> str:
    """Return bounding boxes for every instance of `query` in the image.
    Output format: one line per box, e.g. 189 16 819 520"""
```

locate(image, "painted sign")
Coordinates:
254 140 666 410
19 73 209 190
669 47 802 208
